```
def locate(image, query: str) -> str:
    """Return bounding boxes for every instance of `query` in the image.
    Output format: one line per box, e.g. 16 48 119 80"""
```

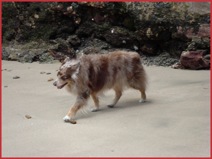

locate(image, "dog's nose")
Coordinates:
53 81 57 86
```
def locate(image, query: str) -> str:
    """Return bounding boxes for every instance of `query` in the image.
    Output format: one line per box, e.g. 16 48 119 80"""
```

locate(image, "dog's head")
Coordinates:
53 57 80 89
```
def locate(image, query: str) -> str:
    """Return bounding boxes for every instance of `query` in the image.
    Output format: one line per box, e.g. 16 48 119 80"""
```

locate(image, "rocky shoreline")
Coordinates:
2 2 210 69
2 40 180 67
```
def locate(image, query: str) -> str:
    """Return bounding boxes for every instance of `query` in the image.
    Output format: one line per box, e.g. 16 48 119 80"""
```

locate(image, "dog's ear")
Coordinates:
65 60 80 77
64 57 70 63
70 61 80 70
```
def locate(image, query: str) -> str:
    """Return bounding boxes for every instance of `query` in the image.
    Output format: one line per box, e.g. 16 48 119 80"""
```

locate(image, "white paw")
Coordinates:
139 99 146 103
63 115 71 122
91 108 99 112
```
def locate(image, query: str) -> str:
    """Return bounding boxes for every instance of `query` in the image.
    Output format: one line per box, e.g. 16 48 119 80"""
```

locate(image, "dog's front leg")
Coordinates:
63 95 87 122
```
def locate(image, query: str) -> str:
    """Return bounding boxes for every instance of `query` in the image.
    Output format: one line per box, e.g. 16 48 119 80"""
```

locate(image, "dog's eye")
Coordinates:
57 72 62 76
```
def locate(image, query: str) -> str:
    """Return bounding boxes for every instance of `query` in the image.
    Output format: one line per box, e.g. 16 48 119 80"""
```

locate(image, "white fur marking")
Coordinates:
139 99 146 103
63 115 71 122
91 108 99 112
61 60 79 69
71 67 80 80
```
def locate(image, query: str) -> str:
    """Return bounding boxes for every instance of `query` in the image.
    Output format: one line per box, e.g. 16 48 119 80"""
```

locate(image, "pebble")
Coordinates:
25 114 32 119
40 72 51 75
48 78 54 82
13 76 20 79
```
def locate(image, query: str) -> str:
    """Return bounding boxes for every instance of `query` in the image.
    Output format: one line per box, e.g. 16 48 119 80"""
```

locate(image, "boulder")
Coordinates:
177 50 210 69
103 26 138 49
66 35 81 47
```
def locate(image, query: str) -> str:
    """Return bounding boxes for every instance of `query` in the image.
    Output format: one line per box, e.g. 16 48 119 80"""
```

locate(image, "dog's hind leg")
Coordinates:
91 93 100 112
108 87 122 108
139 89 146 103
129 79 147 103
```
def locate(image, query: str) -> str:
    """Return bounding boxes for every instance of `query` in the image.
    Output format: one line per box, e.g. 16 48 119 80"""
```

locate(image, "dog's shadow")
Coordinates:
78 99 153 120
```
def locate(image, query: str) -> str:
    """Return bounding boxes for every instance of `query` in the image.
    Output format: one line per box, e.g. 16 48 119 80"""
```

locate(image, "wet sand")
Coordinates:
2 60 210 157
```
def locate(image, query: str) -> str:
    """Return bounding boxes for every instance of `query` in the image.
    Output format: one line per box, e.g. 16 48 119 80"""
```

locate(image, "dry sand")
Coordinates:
2 60 210 157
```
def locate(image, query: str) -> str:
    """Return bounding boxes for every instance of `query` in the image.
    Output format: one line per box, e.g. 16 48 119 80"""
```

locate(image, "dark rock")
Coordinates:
140 43 159 56
7 49 21 61
79 38 111 50
204 54 210 61
49 38 76 60
2 48 9 60
38 52 54 63
2 2 210 67
172 32 190 42
5 47 47 63
76 22 96 37
187 37 210 51
103 26 138 48
142 52 178 67
25 114 32 119
66 35 81 46
13 76 20 79
19 50 37 63
76 38 111 55
179 50 210 70
3 41 55 63
161 40 189 58
5 30 16 41
197 24 210 38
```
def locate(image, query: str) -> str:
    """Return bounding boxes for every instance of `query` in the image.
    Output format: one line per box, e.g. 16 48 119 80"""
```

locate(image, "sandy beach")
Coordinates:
2 60 210 157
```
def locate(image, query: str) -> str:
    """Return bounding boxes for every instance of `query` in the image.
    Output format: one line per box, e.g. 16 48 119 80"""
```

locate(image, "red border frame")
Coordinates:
0 1 211 159
0 1 2 158
1 0 212 2
210 2 212 159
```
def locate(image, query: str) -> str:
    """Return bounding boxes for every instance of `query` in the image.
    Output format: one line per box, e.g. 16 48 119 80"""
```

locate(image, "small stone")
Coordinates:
48 78 54 82
40 72 46 74
25 115 32 119
4 86 8 88
13 76 20 79
46 72 51 75
34 14 39 19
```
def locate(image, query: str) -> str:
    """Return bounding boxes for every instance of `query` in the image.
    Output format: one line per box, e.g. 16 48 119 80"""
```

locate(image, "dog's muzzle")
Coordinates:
53 80 67 89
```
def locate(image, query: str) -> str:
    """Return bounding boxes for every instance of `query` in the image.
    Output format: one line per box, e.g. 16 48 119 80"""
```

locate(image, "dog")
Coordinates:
53 50 147 122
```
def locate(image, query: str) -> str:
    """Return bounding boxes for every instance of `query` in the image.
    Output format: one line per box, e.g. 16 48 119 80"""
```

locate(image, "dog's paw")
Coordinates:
139 99 146 103
107 104 114 108
63 115 71 122
91 108 99 112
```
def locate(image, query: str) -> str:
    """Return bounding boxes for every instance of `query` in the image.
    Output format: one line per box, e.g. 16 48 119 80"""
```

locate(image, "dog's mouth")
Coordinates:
57 82 68 89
